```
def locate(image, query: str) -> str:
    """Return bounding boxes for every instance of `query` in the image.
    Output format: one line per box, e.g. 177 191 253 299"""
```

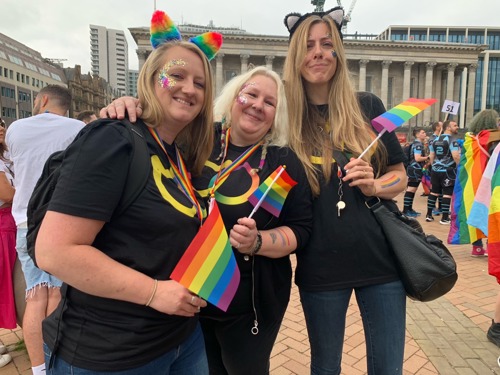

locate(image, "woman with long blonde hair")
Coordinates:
283 7 408 375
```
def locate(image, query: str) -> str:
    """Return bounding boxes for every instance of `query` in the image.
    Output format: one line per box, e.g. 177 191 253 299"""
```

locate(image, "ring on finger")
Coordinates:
190 295 196 305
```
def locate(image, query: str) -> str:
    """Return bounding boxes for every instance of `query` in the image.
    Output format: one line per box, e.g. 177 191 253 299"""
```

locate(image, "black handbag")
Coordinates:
365 197 458 302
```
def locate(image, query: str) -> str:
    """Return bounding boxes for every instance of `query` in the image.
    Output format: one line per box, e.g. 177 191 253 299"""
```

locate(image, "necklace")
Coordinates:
208 128 264 213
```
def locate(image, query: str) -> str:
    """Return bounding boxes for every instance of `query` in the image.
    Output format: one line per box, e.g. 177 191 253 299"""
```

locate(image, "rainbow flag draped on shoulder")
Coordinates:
448 130 500 244
468 142 500 281
170 201 240 312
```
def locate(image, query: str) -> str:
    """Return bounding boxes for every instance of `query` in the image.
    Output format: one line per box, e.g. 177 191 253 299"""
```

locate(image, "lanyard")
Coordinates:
148 127 204 224
208 128 263 199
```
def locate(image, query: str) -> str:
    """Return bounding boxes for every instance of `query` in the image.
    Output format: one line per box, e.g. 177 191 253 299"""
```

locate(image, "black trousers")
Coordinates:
200 310 284 375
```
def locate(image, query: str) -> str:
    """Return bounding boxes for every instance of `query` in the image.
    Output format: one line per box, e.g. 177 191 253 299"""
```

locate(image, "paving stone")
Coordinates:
3 189 500 375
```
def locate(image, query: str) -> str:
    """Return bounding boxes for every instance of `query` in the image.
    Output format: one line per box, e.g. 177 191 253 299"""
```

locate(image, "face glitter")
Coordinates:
158 59 187 89
236 82 256 105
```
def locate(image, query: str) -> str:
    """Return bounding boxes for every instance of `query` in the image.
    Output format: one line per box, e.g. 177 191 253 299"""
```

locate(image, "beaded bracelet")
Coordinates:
250 231 262 256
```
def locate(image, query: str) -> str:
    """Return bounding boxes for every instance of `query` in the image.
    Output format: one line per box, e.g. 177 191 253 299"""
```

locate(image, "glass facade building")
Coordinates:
378 26 500 114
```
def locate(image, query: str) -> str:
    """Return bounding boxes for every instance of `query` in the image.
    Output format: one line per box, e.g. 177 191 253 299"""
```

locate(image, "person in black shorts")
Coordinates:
426 120 460 224
402 127 430 216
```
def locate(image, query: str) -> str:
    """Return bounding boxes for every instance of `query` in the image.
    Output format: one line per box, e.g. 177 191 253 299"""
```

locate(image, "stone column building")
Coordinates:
129 26 487 129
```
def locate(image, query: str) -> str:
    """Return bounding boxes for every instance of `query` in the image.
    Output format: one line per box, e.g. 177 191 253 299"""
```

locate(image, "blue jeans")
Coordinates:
43 324 208 375
299 280 406 375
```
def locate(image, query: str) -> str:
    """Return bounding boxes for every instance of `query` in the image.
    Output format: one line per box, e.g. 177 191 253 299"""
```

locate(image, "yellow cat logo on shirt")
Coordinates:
151 155 205 218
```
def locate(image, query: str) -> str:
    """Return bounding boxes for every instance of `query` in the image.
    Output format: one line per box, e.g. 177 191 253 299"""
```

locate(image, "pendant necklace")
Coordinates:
336 163 346 217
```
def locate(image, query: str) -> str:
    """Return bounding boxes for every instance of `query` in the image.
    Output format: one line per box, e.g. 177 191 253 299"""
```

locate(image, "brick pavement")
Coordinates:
1 189 499 374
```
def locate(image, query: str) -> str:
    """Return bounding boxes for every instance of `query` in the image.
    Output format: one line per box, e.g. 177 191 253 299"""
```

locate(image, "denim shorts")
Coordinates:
16 227 62 298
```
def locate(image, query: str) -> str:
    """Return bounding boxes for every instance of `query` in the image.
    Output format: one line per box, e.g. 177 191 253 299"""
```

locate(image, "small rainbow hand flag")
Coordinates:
359 98 437 159
371 98 437 133
170 201 240 312
248 165 297 218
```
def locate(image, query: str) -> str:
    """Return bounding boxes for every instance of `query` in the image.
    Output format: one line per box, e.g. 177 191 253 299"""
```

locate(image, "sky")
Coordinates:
1 0 499 74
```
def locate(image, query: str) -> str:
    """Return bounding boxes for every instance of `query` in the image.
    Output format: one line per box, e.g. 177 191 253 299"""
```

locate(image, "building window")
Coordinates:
448 32 465 43
410 32 427 41
390 33 407 41
468 32 484 45
429 32 446 42
487 32 500 50
486 57 500 112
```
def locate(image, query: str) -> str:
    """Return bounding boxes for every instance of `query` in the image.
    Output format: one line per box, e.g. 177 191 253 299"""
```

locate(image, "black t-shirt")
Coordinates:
192 125 313 321
430 134 459 172
42 120 204 371
295 92 406 291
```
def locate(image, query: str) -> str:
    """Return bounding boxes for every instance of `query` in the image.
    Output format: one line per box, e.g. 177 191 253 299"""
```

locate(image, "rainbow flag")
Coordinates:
448 130 500 244
248 165 297 217
421 168 431 195
170 201 240 312
371 98 437 133
467 143 500 281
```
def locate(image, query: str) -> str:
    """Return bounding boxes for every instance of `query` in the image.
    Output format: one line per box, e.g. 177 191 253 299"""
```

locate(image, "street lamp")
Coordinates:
311 0 325 12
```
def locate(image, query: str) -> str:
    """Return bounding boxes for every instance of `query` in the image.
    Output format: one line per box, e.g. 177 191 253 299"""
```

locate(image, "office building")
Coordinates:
127 69 139 97
0 33 67 126
90 25 128 96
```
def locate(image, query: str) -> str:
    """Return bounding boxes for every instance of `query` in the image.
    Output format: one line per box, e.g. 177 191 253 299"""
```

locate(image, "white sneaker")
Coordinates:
0 354 12 368
0 345 6 354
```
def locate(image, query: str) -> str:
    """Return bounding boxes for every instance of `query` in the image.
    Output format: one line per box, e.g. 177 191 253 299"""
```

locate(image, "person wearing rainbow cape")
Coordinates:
35 10 220 374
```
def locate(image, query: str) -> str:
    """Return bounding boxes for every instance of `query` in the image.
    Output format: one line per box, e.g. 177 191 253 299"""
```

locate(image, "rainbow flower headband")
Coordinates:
150 10 223 61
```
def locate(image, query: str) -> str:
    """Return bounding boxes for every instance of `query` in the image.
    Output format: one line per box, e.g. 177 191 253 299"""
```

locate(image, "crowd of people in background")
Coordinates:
0 5 500 375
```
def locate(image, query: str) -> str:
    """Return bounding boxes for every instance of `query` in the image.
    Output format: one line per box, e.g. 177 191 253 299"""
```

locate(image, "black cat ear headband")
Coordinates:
283 6 344 41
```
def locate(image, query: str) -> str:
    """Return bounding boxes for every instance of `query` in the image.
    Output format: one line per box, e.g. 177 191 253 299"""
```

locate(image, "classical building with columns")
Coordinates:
129 24 497 129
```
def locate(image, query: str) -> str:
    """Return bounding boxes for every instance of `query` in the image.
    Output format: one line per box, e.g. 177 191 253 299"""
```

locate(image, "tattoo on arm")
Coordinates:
380 174 401 189
276 228 290 246
270 232 277 244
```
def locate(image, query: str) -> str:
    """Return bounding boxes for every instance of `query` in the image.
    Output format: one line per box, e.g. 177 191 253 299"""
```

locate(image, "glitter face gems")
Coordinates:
236 82 256 105
158 59 187 89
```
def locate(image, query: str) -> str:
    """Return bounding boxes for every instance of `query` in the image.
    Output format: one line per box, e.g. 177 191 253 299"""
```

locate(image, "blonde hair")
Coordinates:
214 66 289 147
137 41 214 175
283 16 386 195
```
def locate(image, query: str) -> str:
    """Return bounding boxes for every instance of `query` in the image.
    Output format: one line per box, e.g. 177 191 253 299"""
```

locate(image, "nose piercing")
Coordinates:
331 50 337 58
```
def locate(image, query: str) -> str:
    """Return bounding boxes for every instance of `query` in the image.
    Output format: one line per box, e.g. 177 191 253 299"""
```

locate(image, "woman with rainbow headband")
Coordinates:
35 10 219 374
192 66 312 374
283 6 407 375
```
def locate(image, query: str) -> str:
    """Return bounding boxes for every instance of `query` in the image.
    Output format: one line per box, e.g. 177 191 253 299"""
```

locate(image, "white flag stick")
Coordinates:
357 129 386 160
248 166 286 219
